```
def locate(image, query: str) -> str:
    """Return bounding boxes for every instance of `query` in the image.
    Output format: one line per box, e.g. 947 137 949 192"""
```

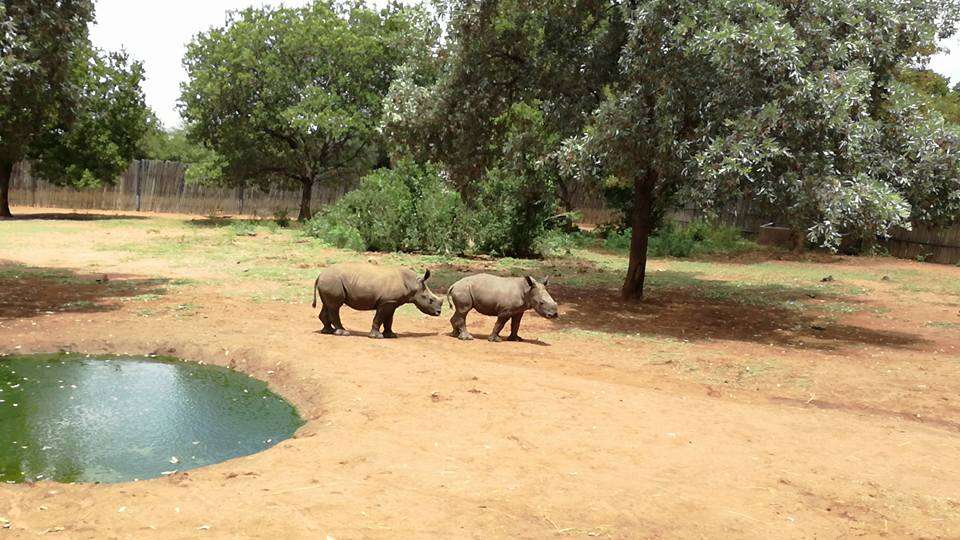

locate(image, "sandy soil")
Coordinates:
2 208 960 539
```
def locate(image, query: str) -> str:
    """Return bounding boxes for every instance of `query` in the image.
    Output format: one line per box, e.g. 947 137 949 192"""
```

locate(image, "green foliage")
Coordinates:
142 127 207 162
32 47 151 188
383 1 625 207
470 166 551 257
181 0 437 220
0 0 94 165
555 0 960 297
230 221 257 237
304 219 366 252
532 229 580 258
900 68 960 124
463 102 559 257
304 161 466 254
605 221 755 258
273 209 291 228
0 1 149 217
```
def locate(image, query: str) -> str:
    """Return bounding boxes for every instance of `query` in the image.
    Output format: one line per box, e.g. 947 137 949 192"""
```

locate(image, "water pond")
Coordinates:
0 353 304 484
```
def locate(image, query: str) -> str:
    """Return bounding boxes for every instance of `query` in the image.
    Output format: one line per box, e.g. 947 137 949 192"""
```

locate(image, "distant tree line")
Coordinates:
6 0 960 300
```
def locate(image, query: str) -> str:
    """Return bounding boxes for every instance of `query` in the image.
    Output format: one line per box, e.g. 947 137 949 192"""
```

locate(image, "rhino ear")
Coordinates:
542 276 550 287
421 269 431 285
525 276 535 288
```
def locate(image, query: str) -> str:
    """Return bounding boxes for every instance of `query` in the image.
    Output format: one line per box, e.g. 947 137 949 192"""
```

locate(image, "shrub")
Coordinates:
304 161 466 254
273 209 291 228
603 228 632 251
605 220 754 257
470 167 555 257
231 220 257 237
532 229 580 257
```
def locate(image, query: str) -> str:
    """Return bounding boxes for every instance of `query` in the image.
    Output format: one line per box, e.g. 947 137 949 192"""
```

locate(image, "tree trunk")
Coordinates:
0 160 13 219
621 169 656 301
297 179 314 222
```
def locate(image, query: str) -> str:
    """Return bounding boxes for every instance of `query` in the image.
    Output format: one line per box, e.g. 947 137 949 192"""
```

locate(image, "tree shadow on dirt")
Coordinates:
550 272 926 351
0 262 170 321
5 212 149 221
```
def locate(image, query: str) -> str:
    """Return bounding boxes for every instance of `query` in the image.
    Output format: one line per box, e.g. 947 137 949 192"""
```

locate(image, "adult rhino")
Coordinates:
312 264 443 339
446 274 559 342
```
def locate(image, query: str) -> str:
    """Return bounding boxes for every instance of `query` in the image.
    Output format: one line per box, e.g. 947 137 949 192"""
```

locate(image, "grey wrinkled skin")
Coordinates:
446 274 559 342
312 264 443 339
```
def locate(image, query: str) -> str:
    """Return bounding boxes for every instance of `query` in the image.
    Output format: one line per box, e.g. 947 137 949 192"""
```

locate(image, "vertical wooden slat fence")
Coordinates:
8 160 352 217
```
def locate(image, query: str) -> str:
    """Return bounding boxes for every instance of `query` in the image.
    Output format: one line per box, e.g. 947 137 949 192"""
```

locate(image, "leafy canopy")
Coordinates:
1 0 151 217
181 0 437 219
0 0 94 165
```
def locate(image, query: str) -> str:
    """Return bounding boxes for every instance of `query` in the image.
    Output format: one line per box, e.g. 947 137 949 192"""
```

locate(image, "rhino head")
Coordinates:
525 276 559 319
411 269 443 316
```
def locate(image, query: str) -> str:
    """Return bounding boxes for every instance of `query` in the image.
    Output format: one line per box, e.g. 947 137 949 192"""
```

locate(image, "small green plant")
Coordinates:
533 229 578 257
273 209 291 228
603 228 632 251
231 221 257 237
305 220 365 251
604 220 756 257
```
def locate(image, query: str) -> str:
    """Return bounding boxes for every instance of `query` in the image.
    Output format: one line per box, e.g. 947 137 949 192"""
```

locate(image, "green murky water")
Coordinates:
0 353 304 484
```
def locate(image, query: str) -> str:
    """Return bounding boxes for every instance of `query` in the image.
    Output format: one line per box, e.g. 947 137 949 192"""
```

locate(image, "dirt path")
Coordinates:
2 208 960 538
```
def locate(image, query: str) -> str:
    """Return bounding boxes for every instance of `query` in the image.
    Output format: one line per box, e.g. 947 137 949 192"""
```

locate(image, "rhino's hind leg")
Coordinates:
506 312 524 342
450 308 473 340
488 316 509 342
328 305 350 336
319 304 336 335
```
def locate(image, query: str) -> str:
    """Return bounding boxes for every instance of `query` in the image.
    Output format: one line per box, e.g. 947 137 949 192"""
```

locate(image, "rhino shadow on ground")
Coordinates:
0 262 170 322
312 330 439 340
549 270 928 352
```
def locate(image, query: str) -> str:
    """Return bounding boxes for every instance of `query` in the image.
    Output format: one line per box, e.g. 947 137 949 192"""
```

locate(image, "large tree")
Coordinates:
0 2 150 217
181 0 435 221
31 46 151 189
0 0 92 217
563 0 960 299
384 0 626 208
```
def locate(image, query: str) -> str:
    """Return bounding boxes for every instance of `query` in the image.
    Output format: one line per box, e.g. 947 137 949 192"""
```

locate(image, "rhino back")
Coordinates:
329 264 412 310
462 274 527 316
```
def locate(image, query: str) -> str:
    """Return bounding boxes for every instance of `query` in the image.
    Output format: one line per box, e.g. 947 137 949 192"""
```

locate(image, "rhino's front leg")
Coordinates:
369 304 395 339
382 306 399 339
507 312 524 342
488 316 509 342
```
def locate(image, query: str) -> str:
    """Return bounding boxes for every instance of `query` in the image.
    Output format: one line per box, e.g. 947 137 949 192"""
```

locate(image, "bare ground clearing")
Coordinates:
2 207 960 539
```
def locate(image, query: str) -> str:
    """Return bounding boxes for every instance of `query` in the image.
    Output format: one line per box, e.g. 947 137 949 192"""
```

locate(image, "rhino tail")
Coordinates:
311 274 320 309
445 283 456 309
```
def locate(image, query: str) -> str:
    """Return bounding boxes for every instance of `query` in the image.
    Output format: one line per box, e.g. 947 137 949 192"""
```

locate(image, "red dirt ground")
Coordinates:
2 208 960 539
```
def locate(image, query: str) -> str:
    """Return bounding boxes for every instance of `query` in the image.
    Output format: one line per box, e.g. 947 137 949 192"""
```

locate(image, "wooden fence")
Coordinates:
668 200 960 265
8 160 352 217
9 159 960 264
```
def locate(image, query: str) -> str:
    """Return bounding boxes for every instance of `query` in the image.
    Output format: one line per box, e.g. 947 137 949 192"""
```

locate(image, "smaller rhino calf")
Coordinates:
447 274 559 342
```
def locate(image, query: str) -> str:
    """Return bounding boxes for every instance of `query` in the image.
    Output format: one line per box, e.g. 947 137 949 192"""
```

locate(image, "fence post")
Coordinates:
237 184 245 214
134 160 142 212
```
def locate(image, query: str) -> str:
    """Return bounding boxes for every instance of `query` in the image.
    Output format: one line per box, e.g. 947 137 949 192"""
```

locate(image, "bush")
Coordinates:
532 229 579 258
605 220 754 257
304 161 466 254
470 167 555 257
273 209 291 228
